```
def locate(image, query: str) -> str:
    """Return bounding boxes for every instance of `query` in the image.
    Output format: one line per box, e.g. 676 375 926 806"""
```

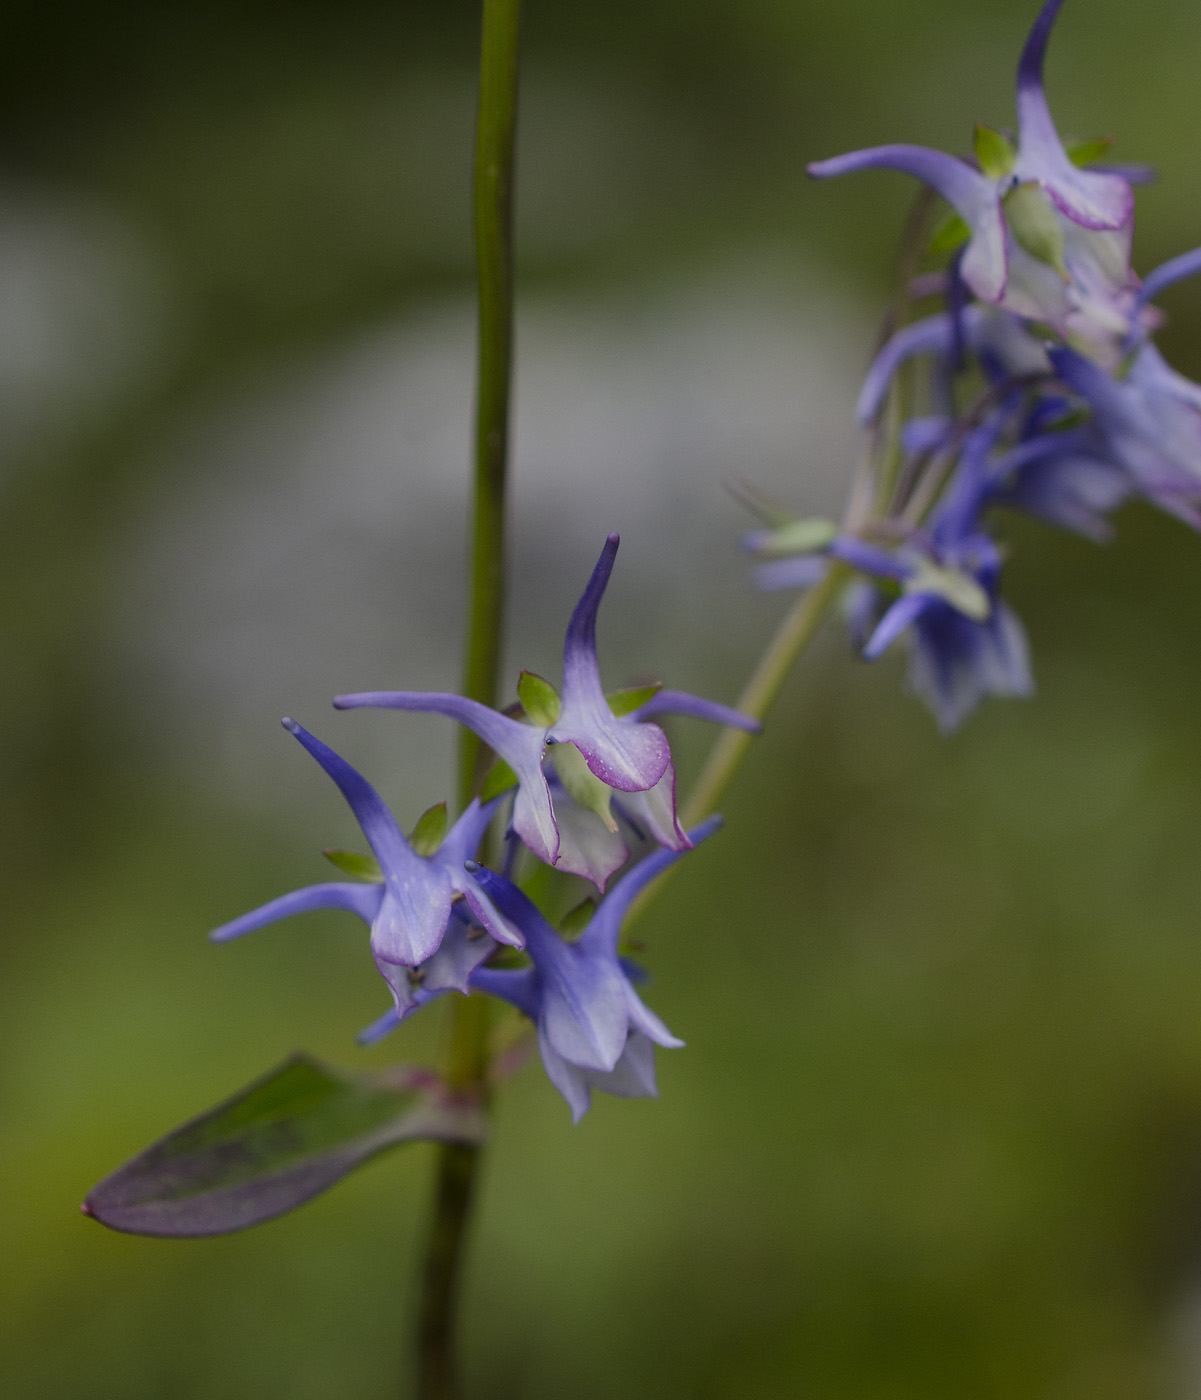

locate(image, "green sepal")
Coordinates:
607 683 663 718
1066 136 1114 167
409 801 448 856
481 758 519 801
905 559 991 621
974 124 1016 179
322 849 384 882
81 1054 485 1238
559 897 597 938
552 741 618 832
928 209 971 257
1003 182 1068 281
517 670 562 726
750 517 839 558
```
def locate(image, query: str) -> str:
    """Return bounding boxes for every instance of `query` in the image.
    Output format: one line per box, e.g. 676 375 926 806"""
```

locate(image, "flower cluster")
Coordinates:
747 0 1201 732
211 534 756 1117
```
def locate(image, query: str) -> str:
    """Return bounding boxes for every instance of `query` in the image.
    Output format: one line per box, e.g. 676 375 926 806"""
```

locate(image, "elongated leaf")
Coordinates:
83 1054 485 1238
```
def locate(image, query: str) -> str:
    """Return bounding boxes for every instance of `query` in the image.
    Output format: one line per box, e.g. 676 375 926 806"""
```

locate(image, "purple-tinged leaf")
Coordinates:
82 1055 484 1238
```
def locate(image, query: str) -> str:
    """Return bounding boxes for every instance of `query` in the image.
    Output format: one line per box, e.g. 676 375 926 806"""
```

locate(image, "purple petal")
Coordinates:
1091 162 1156 187
459 881 524 948
902 416 952 456
438 799 526 946
810 146 1006 301
830 535 911 581
282 718 411 877
1135 246 1201 316
908 600 1033 733
420 915 496 997
625 690 761 733
863 593 930 660
466 861 631 1072
356 1006 402 1046
547 784 630 892
752 557 830 593
1051 343 1201 509
991 431 1129 539
611 760 689 853
537 952 630 1073
538 1039 594 1123
210 882 383 943
244 723 456 968
470 965 540 1020
371 954 455 1023
1129 342 1201 416
857 309 986 425
435 796 502 870
369 878 454 970
1014 0 1133 230
578 815 723 959
592 1030 660 1099
541 1030 663 1123
465 863 557 943
334 692 559 865
623 983 684 1050
553 535 671 793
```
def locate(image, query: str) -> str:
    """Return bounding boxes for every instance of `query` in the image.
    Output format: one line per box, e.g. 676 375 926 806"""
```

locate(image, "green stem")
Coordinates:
459 0 523 809
417 998 492 1400
625 562 849 929
681 561 849 825
418 2 521 1397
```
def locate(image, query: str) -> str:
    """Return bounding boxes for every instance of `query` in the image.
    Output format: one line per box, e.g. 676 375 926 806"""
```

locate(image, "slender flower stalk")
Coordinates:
623 561 851 931
419 2 522 1396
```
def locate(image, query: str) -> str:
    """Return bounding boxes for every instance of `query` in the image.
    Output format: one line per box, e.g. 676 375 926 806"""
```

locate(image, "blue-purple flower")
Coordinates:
1048 344 1201 529
808 0 1133 311
335 535 758 882
464 816 722 1121
210 718 522 1016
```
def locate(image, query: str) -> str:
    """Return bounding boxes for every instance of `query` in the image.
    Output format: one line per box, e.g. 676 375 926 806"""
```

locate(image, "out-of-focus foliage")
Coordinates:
5 1 1201 1396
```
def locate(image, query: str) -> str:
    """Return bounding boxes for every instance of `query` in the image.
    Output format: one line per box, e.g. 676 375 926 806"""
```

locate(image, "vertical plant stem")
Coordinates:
460 0 522 806
418 2 522 1397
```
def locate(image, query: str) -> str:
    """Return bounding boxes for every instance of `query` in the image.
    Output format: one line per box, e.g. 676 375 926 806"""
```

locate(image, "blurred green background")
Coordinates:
6 0 1201 1395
